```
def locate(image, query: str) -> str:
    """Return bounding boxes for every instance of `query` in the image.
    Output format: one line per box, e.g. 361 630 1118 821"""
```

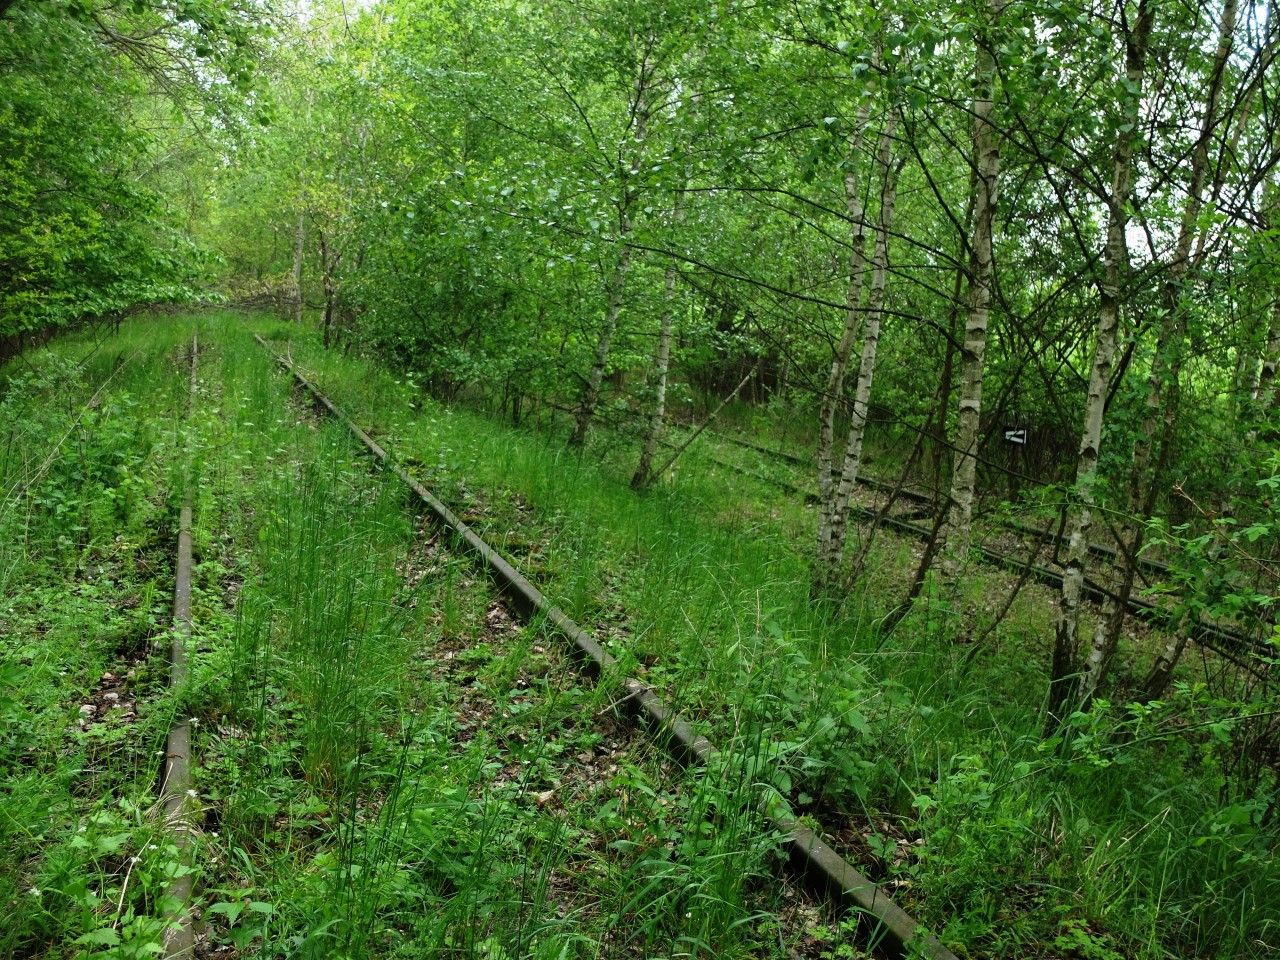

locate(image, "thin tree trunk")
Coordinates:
882 502 950 636
570 241 633 447
963 514 1054 661
1236 313 1263 417
1236 10 1280 434
632 256 678 489
318 231 339 349
1048 0 1153 728
814 95 877 584
820 120 904 587
928 171 977 503
941 0 1003 582
1085 0 1238 702
1140 616 1192 702
1254 185 1280 419
651 363 757 480
570 55 650 449
883 174 973 626
1259 289 1280 412
846 393 939 589
291 212 305 325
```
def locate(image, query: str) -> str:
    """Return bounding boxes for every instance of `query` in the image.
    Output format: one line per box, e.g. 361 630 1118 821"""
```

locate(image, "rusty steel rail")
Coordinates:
545 400 1175 580
256 336 959 960
160 334 198 958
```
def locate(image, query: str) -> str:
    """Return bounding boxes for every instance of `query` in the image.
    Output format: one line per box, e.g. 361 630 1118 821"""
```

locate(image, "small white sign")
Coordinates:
1004 428 1027 445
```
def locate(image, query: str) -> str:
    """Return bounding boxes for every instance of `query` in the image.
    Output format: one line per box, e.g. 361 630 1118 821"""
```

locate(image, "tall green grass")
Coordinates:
190 316 817 959
0 315 201 956
269 314 1280 959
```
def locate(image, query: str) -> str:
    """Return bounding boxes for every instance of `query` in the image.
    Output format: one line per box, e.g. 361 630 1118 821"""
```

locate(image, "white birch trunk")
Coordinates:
1255 183 1280 418
824 116 903 576
814 96 877 586
1083 0 1237 701
571 58 649 448
1259 292 1280 411
632 255 678 489
571 238 633 447
1049 0 1153 724
291 212 305 325
940 0 1003 582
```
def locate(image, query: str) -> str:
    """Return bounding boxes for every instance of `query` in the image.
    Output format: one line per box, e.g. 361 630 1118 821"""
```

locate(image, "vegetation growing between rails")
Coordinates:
2 315 868 958
0 318 198 956
5 308 1277 957
264 314 1279 958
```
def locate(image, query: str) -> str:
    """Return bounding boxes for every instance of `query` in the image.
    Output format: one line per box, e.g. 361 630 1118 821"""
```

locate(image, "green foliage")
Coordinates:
5 0 1280 949
0 1 265 336
0 317 195 957
172 316 808 958
273 317 1280 958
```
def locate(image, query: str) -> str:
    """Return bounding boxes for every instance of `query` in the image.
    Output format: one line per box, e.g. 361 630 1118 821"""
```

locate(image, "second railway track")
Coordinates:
535 396 1264 660
542 400 1265 664
694 444 1268 667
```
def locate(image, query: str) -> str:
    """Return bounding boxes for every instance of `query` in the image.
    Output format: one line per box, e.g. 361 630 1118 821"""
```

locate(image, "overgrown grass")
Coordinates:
3 311 1273 958
173 316 842 958
0 316 198 956
265 313 1280 959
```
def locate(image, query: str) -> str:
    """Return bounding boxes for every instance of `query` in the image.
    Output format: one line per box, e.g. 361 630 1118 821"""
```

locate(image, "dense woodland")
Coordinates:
4 0 1280 957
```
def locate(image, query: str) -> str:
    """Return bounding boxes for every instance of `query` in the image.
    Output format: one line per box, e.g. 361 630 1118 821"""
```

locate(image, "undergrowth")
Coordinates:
0 318 198 957
267 314 1280 959
2 312 1274 958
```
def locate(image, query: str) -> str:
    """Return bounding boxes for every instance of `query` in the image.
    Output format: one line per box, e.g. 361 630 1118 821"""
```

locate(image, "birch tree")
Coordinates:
631 196 682 489
940 0 1003 582
291 213 306 324
1082 0 1240 702
1048 0 1153 725
817 112 905 589
1251 181 1280 421
813 104 879 589
569 40 654 449
633 66 695 489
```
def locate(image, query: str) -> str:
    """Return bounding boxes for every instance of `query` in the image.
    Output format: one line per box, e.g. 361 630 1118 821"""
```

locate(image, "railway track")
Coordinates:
710 428 1175 580
159 335 199 957
9 323 1263 956
542 400 1264 664
257 336 959 960
696 451 1269 668
0 331 207 955
546 400 1174 580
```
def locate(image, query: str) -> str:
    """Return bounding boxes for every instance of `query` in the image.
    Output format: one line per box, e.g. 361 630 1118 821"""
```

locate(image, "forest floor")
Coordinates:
0 311 1275 960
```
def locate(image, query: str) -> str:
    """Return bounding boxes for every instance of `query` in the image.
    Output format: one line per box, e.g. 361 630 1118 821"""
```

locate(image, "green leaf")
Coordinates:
74 927 122 947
